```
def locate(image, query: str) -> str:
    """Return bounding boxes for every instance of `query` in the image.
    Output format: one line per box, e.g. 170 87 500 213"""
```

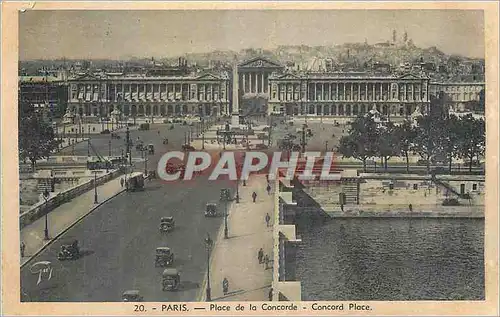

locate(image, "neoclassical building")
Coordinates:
268 72 431 118
66 72 230 118
429 81 485 112
233 57 432 118
62 56 483 119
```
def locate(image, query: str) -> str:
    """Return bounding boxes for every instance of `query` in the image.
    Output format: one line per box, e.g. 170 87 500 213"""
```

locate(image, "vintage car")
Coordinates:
122 290 144 302
135 142 144 151
205 203 217 217
57 240 80 261
162 268 180 291
111 133 121 139
126 172 145 191
159 217 175 233
155 247 174 267
147 144 155 155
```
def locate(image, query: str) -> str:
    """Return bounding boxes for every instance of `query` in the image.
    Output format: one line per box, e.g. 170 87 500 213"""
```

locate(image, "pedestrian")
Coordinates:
258 248 264 264
20 242 26 258
265 213 271 227
265 174 269 182
266 184 271 195
409 203 413 213
252 191 257 203
222 277 229 295
268 287 273 301
264 254 270 269
120 178 124 188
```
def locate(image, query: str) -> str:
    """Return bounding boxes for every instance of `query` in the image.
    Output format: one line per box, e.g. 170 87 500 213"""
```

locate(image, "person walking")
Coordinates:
222 277 229 295
266 184 271 195
120 178 124 188
264 254 270 270
265 213 271 227
20 242 26 258
252 191 257 203
258 248 264 264
268 287 273 301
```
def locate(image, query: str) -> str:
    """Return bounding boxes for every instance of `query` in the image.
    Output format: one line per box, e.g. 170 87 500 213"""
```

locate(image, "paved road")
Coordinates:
21 123 237 302
57 123 194 163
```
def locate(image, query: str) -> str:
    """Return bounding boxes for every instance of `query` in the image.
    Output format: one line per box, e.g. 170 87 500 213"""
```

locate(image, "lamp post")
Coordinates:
43 189 50 240
205 233 213 301
202 119 205 150
93 171 98 204
220 188 229 239
224 202 228 239
144 150 148 175
236 180 240 203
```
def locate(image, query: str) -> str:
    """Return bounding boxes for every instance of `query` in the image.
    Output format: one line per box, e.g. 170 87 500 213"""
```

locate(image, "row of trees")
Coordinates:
338 113 485 173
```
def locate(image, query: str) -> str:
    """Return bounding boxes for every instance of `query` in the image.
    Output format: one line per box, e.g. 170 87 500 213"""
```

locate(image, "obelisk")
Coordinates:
231 61 240 127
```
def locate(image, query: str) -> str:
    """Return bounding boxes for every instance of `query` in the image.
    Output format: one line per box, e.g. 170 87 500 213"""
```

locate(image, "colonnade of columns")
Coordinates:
272 81 427 103
275 102 429 117
240 72 270 94
71 82 228 103
70 102 229 118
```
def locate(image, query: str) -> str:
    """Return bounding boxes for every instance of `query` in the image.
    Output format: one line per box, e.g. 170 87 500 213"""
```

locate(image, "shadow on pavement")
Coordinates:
79 249 95 258
228 232 259 240
178 281 200 291
212 284 271 301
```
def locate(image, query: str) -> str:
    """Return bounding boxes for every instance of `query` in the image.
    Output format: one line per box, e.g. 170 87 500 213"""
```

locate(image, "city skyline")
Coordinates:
19 10 484 61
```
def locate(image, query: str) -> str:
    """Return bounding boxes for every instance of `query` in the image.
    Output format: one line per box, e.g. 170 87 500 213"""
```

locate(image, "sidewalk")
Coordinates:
200 175 274 301
20 176 126 267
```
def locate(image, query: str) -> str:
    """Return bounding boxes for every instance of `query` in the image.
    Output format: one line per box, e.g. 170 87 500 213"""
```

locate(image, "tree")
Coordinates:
337 116 378 172
376 122 399 170
393 120 415 173
457 114 485 172
19 112 61 171
411 114 442 173
438 115 461 173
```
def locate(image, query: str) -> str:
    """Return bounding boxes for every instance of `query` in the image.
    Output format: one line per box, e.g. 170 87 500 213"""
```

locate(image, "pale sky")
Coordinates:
19 10 484 60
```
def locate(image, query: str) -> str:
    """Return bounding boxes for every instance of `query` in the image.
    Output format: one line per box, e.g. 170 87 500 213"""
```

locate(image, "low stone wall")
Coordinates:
272 178 302 301
19 169 123 229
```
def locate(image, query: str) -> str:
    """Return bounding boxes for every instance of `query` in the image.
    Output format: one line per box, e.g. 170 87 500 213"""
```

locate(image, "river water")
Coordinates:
296 218 484 301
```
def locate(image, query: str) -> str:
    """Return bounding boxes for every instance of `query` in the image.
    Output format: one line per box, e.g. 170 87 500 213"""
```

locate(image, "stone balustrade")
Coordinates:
19 169 122 229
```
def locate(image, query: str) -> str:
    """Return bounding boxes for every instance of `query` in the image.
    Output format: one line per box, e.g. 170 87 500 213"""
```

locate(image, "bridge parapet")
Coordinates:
271 177 302 302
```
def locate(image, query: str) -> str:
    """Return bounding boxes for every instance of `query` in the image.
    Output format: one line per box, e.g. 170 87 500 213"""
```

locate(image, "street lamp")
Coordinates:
93 171 98 204
236 180 240 203
220 188 229 239
43 189 50 240
205 233 213 301
144 150 148 175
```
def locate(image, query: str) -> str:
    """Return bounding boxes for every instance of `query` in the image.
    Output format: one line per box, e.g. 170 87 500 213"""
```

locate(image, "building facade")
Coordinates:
268 71 431 118
66 72 230 118
19 76 68 118
429 82 485 112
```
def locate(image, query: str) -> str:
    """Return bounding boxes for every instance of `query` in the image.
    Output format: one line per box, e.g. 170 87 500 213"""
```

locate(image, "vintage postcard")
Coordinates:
1 1 499 316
